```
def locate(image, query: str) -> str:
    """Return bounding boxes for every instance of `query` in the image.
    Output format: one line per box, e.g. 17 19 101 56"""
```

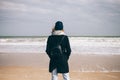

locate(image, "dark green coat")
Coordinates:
46 35 71 73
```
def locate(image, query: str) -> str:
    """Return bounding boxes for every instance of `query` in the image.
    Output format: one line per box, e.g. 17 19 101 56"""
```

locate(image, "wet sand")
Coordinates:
0 66 120 80
0 53 120 80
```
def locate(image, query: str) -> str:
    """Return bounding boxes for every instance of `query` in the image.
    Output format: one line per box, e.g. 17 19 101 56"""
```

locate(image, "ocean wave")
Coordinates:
0 37 120 54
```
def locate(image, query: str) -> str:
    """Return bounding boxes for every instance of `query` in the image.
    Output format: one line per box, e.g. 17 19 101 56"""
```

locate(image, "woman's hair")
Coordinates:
51 27 55 33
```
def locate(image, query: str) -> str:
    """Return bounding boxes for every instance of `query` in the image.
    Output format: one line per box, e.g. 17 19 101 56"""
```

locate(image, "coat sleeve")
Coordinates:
65 36 71 59
46 36 51 58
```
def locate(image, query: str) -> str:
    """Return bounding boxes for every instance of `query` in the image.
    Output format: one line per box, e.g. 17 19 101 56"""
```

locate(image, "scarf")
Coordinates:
52 30 65 35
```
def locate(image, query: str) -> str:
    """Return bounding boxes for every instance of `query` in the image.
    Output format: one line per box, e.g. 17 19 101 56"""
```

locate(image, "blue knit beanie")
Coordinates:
55 21 63 30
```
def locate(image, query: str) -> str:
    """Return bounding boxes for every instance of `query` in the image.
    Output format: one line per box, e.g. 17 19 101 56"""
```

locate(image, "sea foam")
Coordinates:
0 37 120 55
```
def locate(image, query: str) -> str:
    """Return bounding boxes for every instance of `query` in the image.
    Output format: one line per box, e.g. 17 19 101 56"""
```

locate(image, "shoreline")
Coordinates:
0 53 120 80
0 53 120 72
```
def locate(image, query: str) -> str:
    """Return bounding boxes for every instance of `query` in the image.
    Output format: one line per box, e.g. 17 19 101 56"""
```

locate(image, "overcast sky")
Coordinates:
0 0 120 36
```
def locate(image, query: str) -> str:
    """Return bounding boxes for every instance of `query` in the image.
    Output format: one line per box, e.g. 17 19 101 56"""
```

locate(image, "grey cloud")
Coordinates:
0 0 120 36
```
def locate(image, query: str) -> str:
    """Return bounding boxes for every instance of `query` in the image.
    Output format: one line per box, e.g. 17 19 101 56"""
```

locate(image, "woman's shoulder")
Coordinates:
49 35 68 38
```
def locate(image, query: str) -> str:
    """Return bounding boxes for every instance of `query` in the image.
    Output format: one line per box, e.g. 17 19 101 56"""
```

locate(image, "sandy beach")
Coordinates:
0 53 120 80
0 66 120 80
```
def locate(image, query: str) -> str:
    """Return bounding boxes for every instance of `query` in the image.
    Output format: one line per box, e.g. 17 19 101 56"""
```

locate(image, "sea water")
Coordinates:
0 37 120 55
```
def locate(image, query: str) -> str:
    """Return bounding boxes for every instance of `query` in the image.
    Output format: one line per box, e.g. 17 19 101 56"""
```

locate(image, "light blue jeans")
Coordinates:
51 68 70 80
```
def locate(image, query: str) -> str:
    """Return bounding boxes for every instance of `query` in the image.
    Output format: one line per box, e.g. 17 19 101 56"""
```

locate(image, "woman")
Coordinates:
46 21 71 80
